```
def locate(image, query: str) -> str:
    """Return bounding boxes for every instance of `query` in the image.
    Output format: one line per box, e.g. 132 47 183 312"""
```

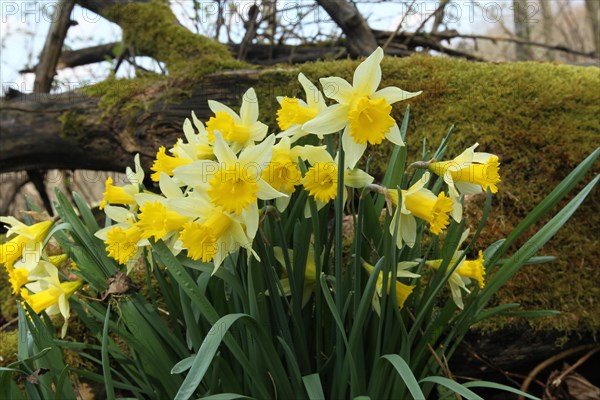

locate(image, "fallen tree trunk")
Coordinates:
0 69 259 173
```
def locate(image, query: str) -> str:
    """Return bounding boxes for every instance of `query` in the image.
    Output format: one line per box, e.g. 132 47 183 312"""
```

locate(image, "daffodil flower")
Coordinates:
0 218 53 270
21 260 82 337
303 47 421 168
171 113 214 162
275 73 327 143
150 147 193 182
133 173 191 241
273 245 318 307
205 88 268 152
386 172 454 248
429 143 501 196
9 254 70 295
171 192 257 273
301 146 374 216
426 229 486 309
362 260 420 315
95 205 148 271
100 154 144 209
261 137 305 211
173 132 285 239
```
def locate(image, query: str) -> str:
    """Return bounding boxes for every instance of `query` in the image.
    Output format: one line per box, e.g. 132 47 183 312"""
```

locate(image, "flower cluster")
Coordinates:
96 47 499 310
0 217 81 336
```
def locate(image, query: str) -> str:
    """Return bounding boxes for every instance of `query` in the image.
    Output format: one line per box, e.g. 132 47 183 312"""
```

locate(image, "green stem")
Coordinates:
333 130 346 397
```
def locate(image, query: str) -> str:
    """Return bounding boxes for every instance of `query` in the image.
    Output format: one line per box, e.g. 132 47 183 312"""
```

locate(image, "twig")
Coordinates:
550 346 600 387
382 0 416 51
518 344 597 400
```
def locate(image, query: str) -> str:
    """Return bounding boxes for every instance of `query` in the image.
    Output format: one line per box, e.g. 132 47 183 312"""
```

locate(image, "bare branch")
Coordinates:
34 0 75 93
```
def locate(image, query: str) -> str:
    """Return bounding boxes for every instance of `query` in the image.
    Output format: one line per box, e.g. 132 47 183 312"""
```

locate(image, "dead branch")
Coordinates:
34 0 75 93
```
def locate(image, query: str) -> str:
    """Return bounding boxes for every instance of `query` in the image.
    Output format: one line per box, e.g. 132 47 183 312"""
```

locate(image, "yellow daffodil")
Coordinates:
21 260 82 337
426 230 486 309
174 133 285 239
105 225 143 266
95 205 147 270
362 260 419 315
100 176 135 210
168 189 258 272
301 146 374 215
261 137 305 211
205 88 268 152
429 143 501 196
275 73 327 143
150 146 193 182
136 201 189 241
386 172 453 248
171 113 214 161
273 245 319 307
0 218 53 270
179 209 255 273
8 266 29 294
303 47 421 168
100 154 145 209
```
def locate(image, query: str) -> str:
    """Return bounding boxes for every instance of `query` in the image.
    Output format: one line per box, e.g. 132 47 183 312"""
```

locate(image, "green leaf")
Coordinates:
462 381 540 400
172 356 195 374
419 376 483 400
379 355 425 400
198 394 252 400
174 314 266 400
102 304 116 400
302 373 326 400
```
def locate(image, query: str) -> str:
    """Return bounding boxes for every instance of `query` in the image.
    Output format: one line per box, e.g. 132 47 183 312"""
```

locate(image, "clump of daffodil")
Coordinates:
21 260 82 337
426 229 486 309
273 245 319 307
205 88 268 152
275 73 327 143
385 172 454 248
100 154 145 209
0 217 53 270
362 260 420 315
303 47 421 168
429 143 501 196
301 145 373 214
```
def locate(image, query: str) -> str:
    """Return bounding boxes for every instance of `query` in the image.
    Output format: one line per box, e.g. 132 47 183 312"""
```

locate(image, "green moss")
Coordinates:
103 1 241 77
0 330 18 366
58 111 87 139
253 56 600 333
